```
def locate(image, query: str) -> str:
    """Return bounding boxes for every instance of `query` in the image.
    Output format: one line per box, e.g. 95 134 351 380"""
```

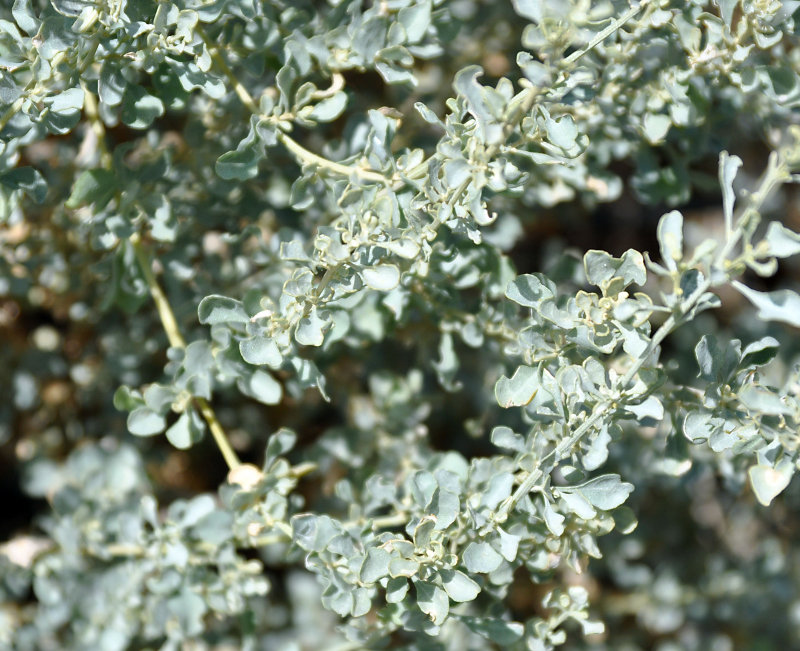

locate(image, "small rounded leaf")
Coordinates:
238 370 282 405
198 295 249 325
416 581 449 625
749 464 792 506
360 547 391 584
463 541 503 574
127 407 166 436
440 569 480 603
165 410 203 450
239 336 282 368
362 264 400 291
495 365 538 408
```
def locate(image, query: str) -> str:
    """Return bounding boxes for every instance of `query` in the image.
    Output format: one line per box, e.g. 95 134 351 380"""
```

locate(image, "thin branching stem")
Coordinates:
495 147 791 522
131 236 241 471
198 25 388 184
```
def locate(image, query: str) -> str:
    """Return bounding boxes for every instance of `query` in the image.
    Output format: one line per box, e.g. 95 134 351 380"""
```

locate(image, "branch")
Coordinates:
493 146 791 522
131 236 241 471
198 26 387 185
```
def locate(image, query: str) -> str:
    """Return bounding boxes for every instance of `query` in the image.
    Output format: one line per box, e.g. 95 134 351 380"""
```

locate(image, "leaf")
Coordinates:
683 410 722 444
292 514 339 552
172 59 226 98
613 506 639 534
265 428 296 464
289 357 329 400
625 395 664 424
309 91 347 122
517 52 553 86
543 498 565 536
127 407 166 436
657 210 684 272
239 336 282 368
45 87 84 115
398 0 431 43
295 306 330 346
511 0 540 21
559 490 596 519
38 17 73 61
238 370 282 405
413 518 436 549
113 385 143 411
12 0 38 34
453 66 502 144
198 295 249 325
143 383 177 412
642 113 671 144
416 581 449 625
165 410 204 449
362 264 400 291
695 335 739 383
462 616 524 645
99 63 127 107
360 547 391 583
0 167 47 203
740 336 780 369
121 86 164 129
490 426 525 452
738 384 791 416
495 527 520 562
463 541 503 573
429 488 459 530
50 0 94 17
415 101 443 126
440 569 480 603
150 195 177 242
383 238 420 259
322 582 355 617
545 114 580 154
216 145 262 181
389 557 419 577
716 0 738 30
616 321 649 358
567 474 633 510
732 281 800 327
279 240 310 262
505 273 555 307
480 472 513 510
386 577 408 603
582 426 611 471
65 169 116 209
749 463 792 506
584 249 646 288
166 587 207 636
763 221 800 258
719 152 742 230
495 365 538 408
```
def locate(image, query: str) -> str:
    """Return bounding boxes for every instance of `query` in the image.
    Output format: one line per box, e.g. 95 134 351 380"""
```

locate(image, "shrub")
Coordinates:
2 0 800 648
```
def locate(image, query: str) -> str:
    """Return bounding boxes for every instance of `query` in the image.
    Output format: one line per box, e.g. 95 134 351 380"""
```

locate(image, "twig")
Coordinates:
131 236 241 470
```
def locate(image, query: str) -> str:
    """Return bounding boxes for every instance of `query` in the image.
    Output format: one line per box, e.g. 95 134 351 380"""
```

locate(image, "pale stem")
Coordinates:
80 82 111 167
194 396 242 470
131 236 241 470
562 0 653 68
0 98 24 133
198 29 259 115
198 25 387 184
277 132 389 184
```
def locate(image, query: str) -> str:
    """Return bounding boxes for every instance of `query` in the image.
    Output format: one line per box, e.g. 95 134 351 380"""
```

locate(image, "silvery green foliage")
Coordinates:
3 0 800 648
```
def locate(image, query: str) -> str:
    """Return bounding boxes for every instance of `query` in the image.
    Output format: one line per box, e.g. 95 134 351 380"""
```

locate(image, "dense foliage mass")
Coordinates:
3 0 800 648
